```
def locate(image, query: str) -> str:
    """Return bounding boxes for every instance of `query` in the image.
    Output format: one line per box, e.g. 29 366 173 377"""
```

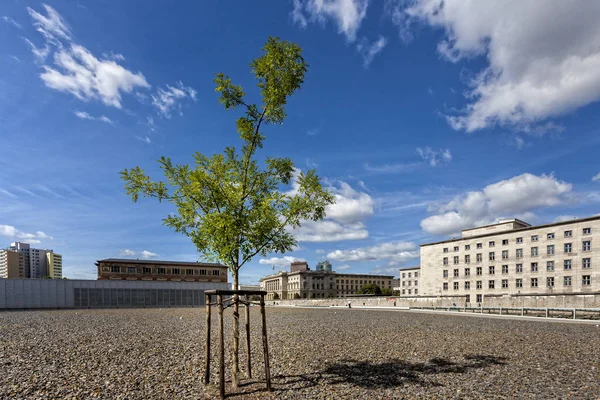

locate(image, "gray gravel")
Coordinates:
0 307 599 399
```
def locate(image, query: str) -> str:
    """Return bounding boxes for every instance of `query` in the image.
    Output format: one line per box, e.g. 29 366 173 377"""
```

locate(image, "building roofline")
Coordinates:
259 270 395 281
96 258 228 268
399 266 420 271
461 218 531 232
420 215 600 247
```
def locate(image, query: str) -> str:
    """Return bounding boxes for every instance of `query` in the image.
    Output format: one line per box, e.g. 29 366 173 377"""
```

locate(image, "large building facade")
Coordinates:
0 242 62 279
260 261 394 300
420 217 600 304
399 266 420 296
96 258 228 283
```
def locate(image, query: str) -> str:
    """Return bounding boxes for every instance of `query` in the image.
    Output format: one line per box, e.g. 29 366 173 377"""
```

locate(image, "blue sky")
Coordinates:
1 1 600 284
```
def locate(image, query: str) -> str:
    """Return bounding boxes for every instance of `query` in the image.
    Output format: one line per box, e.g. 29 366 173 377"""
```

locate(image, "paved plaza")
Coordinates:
0 307 599 399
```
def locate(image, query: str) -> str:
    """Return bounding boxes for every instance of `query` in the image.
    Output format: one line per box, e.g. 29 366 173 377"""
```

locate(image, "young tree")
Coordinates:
120 37 334 387
358 283 382 295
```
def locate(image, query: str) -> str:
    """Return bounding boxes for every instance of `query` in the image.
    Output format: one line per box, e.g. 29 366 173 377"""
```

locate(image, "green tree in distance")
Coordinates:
358 283 382 295
120 37 335 387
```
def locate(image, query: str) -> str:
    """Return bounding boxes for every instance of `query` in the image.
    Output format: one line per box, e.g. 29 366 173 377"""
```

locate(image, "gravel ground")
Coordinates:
0 307 599 399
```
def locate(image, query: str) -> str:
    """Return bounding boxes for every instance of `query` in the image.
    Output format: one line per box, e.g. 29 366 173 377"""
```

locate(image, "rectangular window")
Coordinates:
564 276 572 286
516 237 523 244
546 261 554 271
415 272 419 278
476 280 482 289
464 281 471 290
443 248 448 253
111 266 121 273
127 267 136 274
443 257 448 265
547 277 554 288
583 227 591 235
488 280 495 289
583 275 591 286
502 279 508 289
516 263 523 273
516 278 523 288
454 246 459 252
489 265 495 275
531 235 538 242
143 267 152 274
186 269 194 275
453 282 459 290
564 243 572 253
408 289 412 294
408 273 412 278
531 262 538 272
516 248 523 258
443 270 448 278
564 230 572 238
465 245 470 250
453 256 459 265
564 259 572 270
402 273 405 278
476 267 482 276
583 258 591 269
464 268 470 276
414 280 418 286
454 269 459 277
583 241 591 252
158 267 166 274
477 243 482 249
443 282 448 290
402 281 405 286
465 255 470 263
415 289 418 295
502 250 509 260
476 253 483 262
476 294 482 303
402 289 405 295
489 252 495 261
199 269 207 275
502 239 508 245
489 241 495 247
547 245 554 255
531 278 538 288
531 247 538 256
502 265 508 274
547 233 554 239
212 270 220 276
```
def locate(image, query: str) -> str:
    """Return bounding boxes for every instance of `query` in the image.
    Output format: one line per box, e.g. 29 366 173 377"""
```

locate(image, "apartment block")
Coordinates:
2 242 62 279
260 261 394 300
399 266 420 296
420 217 600 304
96 258 228 283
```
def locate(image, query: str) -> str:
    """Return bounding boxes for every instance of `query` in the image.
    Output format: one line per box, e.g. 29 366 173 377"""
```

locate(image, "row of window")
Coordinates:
443 242 592 265
443 258 592 278
401 271 419 278
401 280 418 286
443 276 592 291
443 228 593 253
109 266 222 276
401 288 418 295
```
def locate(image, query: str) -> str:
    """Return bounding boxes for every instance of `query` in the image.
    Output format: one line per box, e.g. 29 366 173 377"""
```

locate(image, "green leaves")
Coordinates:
120 37 333 282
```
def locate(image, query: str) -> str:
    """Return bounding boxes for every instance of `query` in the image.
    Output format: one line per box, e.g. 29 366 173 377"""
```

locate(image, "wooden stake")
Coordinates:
218 294 225 400
204 294 211 384
245 296 252 378
232 294 240 387
260 295 272 392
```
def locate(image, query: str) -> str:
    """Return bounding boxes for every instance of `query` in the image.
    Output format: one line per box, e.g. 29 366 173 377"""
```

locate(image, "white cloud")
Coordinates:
553 215 578 223
41 44 150 108
307 128 319 136
306 158 319 168
592 173 600 182
364 162 420 174
0 225 53 244
2 16 23 29
421 173 573 236
336 264 351 270
291 0 369 42
102 52 125 61
392 0 600 132
356 36 387 68
326 181 374 224
316 249 325 254
140 250 158 259
135 136 152 144
416 147 452 166
118 249 158 258
152 81 197 118
259 256 306 267
23 38 50 61
74 110 113 124
293 220 369 242
27 4 71 44
327 241 418 265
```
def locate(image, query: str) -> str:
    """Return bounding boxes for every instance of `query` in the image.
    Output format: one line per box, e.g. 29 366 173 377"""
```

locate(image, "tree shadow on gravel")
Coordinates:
259 354 507 394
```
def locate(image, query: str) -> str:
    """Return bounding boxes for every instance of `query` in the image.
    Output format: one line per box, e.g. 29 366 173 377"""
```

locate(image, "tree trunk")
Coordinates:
232 273 240 388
